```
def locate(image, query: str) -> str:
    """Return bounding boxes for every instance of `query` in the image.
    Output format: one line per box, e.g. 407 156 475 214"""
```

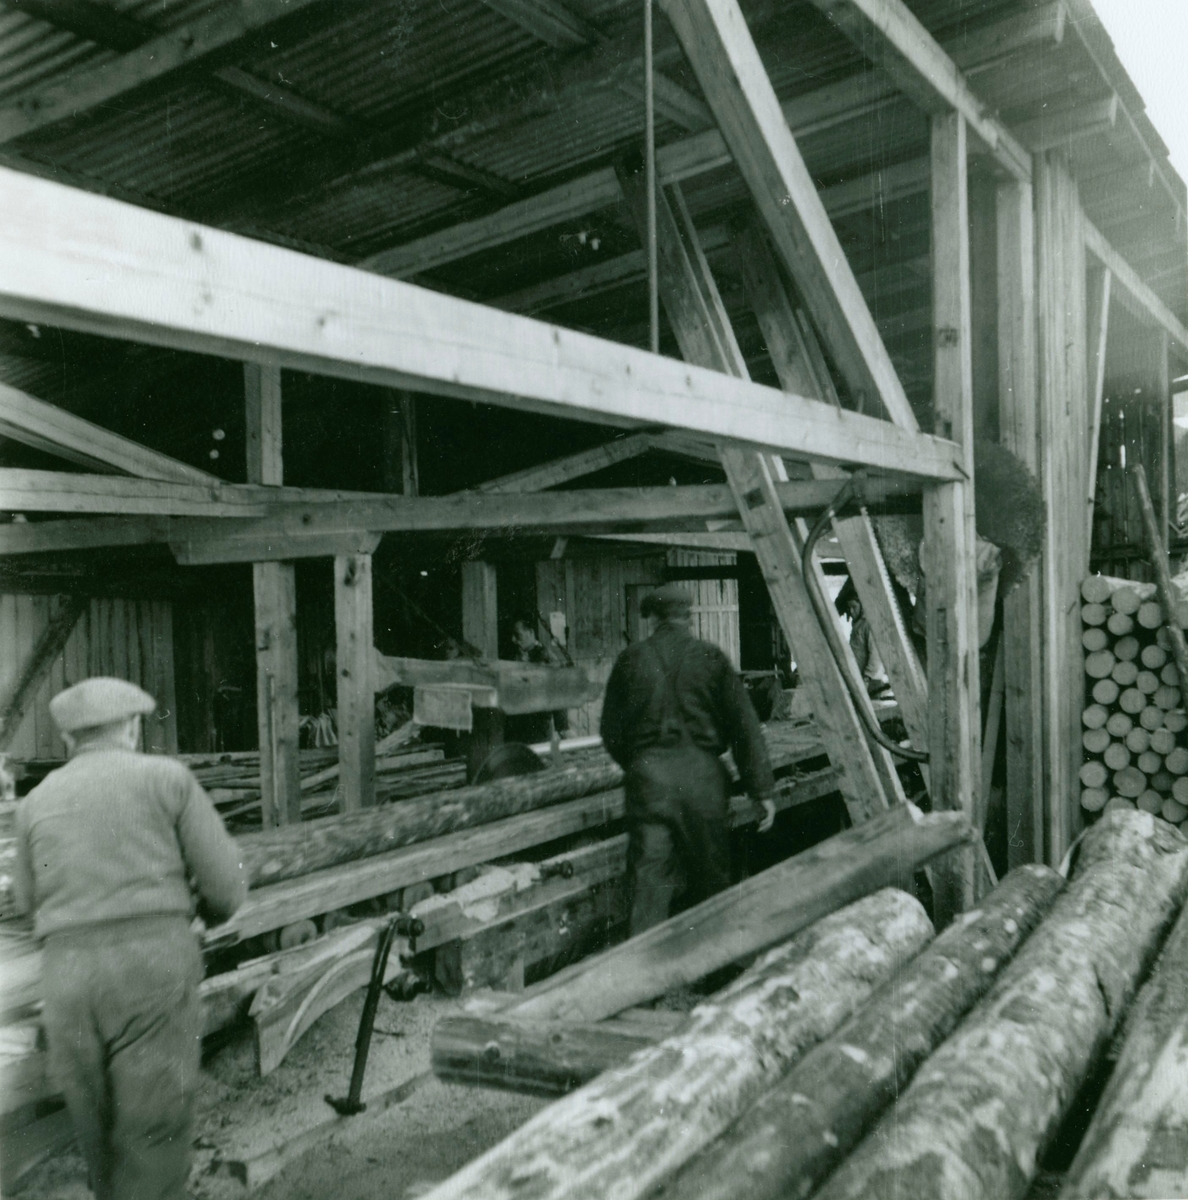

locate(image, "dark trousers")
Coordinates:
625 744 733 936
41 915 203 1200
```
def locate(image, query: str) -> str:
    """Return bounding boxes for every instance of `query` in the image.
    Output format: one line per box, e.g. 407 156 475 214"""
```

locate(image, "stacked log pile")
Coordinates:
1080 575 1188 825
422 809 1188 1200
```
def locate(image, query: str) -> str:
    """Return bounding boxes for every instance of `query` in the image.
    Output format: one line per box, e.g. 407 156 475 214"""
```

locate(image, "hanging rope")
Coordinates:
644 0 659 354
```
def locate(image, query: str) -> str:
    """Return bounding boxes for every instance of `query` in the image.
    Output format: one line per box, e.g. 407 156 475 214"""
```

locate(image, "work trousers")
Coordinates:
41 914 203 1200
625 743 733 936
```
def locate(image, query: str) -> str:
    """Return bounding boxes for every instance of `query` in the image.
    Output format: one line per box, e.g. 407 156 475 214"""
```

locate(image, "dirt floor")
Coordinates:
17 989 548 1200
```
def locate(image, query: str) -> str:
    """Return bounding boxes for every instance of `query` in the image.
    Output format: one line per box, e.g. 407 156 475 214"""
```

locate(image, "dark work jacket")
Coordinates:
600 620 775 801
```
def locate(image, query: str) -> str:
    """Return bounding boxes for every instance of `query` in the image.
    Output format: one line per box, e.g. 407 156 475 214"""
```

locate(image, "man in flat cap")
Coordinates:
12 677 246 1200
601 584 776 935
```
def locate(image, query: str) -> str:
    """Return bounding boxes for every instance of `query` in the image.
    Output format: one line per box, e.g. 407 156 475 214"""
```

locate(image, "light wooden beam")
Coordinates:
996 176 1043 869
462 562 500 660
0 382 217 484
1014 94 1118 154
245 364 301 828
473 434 653 493
0 168 961 481
804 0 1030 180
659 0 915 428
926 111 981 914
0 476 925 556
1085 266 1112 547
1083 217 1188 359
0 0 328 144
335 552 376 811
618 156 900 823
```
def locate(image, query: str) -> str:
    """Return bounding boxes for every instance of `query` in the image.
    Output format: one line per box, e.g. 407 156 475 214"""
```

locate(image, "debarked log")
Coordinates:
812 809 1188 1200
421 888 934 1200
658 863 1064 1200
495 803 972 1025
237 760 625 888
1061 885 1188 1197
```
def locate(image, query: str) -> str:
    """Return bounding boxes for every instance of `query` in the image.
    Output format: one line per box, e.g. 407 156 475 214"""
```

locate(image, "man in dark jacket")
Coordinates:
13 677 247 1200
601 584 776 935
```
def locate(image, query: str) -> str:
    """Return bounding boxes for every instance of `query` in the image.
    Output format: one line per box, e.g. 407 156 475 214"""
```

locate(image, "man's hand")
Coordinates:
755 798 776 833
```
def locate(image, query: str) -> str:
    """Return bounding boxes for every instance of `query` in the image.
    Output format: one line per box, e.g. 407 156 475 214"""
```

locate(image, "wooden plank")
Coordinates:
0 168 962 482
1083 217 1188 359
617 159 897 823
474 435 653 493
382 391 419 496
0 0 326 144
927 112 981 915
803 0 1031 180
1013 93 1119 152
0 468 267 516
0 594 86 752
658 0 915 427
0 382 216 483
1086 266 1112 547
461 562 500 660
335 553 375 812
997 177 1043 868
244 364 283 488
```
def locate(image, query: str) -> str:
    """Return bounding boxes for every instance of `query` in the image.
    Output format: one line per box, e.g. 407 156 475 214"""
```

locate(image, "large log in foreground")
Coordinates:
1061 891 1188 1197
495 803 971 1025
812 809 1188 1200
237 760 624 888
422 889 934 1200
659 863 1064 1200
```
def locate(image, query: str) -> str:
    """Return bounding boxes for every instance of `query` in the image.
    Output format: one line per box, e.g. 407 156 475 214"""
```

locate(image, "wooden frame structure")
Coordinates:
0 0 1184 895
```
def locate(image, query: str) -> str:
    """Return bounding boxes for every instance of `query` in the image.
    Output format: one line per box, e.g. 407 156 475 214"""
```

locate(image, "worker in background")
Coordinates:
12 678 246 1200
507 614 570 744
601 584 776 935
845 594 891 698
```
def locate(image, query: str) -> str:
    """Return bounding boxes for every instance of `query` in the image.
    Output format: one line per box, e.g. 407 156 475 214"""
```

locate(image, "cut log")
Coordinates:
1061 897 1188 1197
1091 678 1120 706
1114 636 1140 662
484 804 971 1026
237 760 625 888
434 1017 660 1096
1082 627 1108 653
1107 612 1135 637
1134 466 1188 697
660 865 1064 1200
1083 705 1109 729
420 889 934 1200
810 809 1188 1200
1111 660 1138 687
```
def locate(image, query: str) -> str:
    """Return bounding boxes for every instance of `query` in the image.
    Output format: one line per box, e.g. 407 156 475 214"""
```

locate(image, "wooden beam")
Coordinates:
996 177 1044 869
335 552 375 812
617 163 898 823
473 435 653 493
0 594 85 751
0 468 267 516
246 364 301 827
0 477 925 557
0 168 962 482
1086 266 1112 547
1014 93 1119 153
658 0 916 428
478 0 597 48
0 0 328 144
461 562 500 660
1084 218 1188 359
0 382 216 484
927 112 981 915
804 0 1031 180
382 392 418 496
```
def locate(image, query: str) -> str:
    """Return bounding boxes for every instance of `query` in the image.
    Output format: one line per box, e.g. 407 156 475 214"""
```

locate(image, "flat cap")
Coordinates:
640 582 693 618
49 677 156 734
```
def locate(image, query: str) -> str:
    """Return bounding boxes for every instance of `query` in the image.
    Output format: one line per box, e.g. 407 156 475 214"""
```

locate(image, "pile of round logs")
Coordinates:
1081 575 1188 827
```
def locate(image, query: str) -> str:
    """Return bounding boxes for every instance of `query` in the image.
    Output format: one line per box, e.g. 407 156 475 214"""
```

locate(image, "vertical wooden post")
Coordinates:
1158 328 1172 539
462 562 499 660
927 112 981 916
996 178 1044 868
383 390 419 496
1035 154 1090 862
1085 267 1113 548
245 363 301 827
335 552 375 811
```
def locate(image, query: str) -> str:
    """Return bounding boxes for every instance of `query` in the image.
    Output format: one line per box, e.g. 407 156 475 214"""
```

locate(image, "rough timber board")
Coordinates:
0 167 960 481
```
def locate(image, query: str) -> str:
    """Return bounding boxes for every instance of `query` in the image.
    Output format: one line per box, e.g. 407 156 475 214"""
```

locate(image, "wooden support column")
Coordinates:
1035 153 1090 863
461 562 499 660
928 112 981 913
996 177 1044 868
335 552 375 811
617 165 898 823
382 390 418 495
245 363 301 827
1086 266 1112 548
